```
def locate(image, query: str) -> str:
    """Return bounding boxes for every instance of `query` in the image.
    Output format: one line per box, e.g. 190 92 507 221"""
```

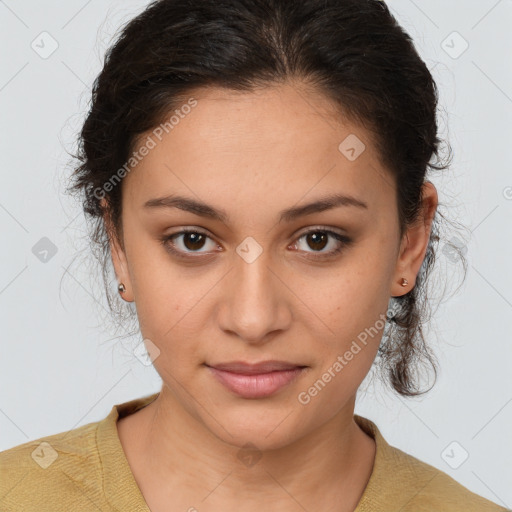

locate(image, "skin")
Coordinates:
105 81 438 512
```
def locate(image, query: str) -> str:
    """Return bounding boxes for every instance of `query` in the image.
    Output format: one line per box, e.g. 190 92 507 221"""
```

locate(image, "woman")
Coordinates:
0 0 508 510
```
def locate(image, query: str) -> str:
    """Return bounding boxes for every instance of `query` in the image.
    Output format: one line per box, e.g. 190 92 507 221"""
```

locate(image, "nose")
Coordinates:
216 248 292 345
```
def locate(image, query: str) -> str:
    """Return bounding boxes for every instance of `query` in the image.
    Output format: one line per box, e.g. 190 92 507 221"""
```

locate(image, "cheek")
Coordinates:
298 252 392 382
296 291 385 414
123 233 184 340
124 236 218 373
299 259 389 340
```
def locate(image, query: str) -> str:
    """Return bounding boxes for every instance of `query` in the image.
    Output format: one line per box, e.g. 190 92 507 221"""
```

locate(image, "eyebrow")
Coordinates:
143 193 368 223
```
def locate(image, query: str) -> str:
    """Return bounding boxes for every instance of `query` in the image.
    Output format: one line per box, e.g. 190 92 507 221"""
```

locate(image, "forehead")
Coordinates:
123 83 394 218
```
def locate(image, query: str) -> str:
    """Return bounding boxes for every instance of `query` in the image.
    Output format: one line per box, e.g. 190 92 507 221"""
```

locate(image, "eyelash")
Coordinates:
160 227 353 261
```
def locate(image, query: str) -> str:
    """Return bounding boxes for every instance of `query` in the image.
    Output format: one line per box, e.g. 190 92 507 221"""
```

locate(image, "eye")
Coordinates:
290 227 352 259
161 228 218 258
161 226 352 261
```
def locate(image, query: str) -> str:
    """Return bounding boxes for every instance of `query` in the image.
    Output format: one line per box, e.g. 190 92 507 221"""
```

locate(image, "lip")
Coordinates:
205 361 308 399
207 360 306 374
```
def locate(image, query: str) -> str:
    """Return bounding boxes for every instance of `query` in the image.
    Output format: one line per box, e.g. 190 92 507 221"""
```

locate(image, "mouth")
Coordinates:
204 360 308 399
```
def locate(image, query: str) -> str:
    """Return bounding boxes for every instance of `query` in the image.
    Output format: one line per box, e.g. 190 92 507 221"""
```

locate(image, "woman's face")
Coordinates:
109 82 435 449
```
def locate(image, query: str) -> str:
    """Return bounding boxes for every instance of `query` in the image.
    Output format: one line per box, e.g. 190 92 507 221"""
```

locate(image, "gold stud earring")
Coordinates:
400 278 408 287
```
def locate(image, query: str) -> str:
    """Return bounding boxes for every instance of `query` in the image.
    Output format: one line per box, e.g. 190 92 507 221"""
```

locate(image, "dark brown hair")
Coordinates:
68 0 468 397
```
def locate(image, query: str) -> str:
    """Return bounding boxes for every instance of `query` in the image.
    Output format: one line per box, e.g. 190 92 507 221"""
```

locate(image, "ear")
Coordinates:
101 198 135 302
391 181 438 298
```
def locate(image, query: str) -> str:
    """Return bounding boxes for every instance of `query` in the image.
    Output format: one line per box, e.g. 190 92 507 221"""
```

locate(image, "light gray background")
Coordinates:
1 0 511 507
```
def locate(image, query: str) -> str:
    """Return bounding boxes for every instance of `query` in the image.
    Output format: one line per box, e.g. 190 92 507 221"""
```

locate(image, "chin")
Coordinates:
204 402 306 451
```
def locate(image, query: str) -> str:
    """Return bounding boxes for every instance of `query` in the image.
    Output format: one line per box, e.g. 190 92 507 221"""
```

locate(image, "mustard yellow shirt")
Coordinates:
0 392 508 511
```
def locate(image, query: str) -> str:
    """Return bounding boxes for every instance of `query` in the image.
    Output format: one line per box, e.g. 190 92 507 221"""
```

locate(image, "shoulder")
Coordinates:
391 445 508 511
354 415 510 512
0 420 106 512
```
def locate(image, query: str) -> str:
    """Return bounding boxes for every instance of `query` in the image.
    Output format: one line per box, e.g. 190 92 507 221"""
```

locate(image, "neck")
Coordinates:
118 386 376 511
